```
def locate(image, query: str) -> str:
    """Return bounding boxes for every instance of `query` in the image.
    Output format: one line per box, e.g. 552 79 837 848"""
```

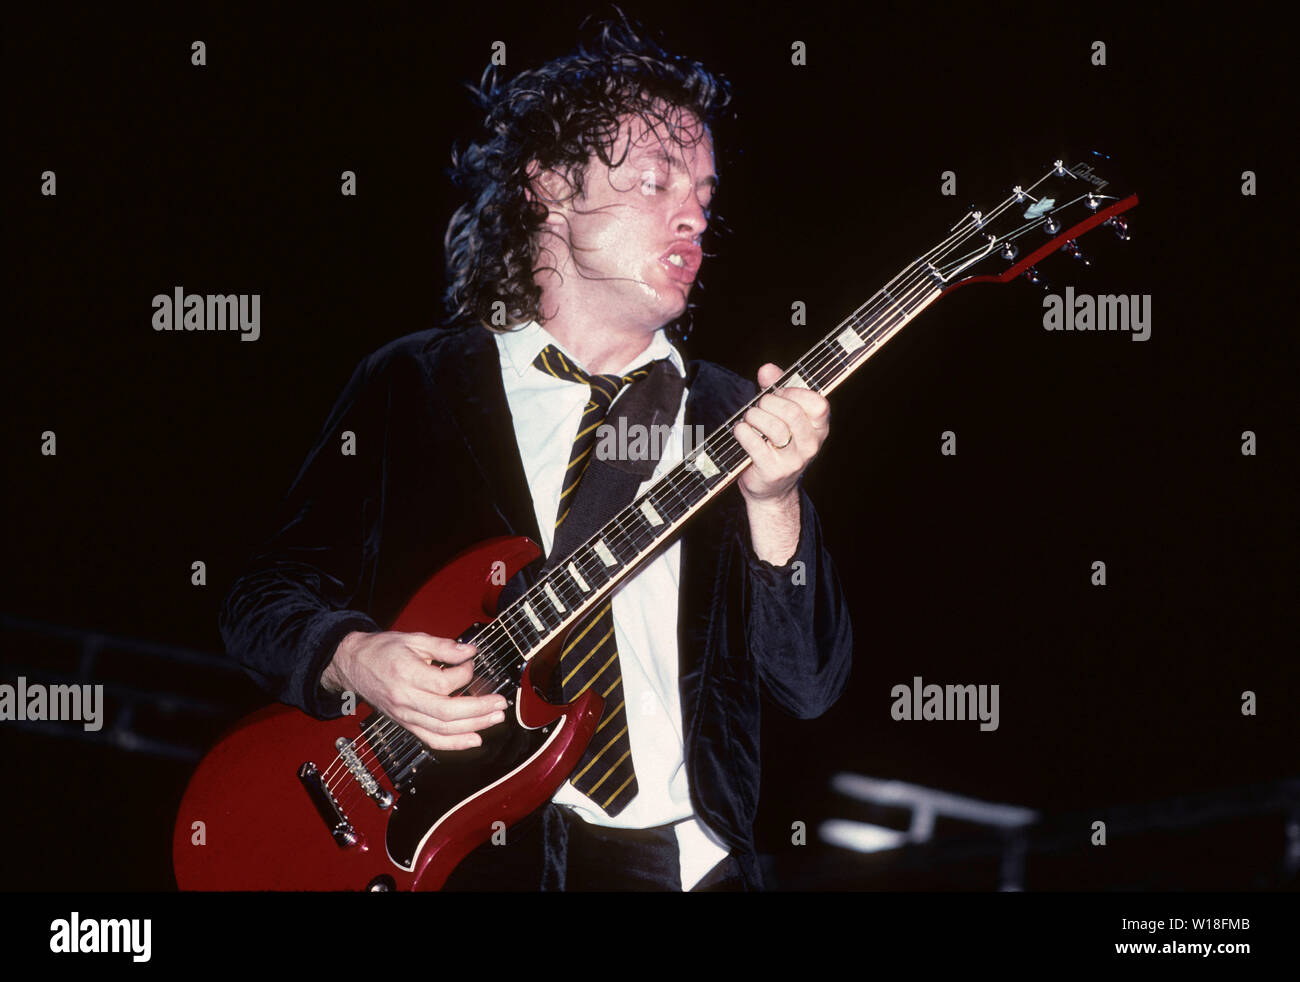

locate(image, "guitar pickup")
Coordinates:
297 761 360 849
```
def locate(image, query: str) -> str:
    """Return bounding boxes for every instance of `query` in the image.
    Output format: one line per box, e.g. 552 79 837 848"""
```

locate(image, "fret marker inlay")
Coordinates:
693 451 719 478
567 561 589 592
787 372 810 389
594 540 617 567
543 583 565 612
836 327 866 353
523 602 543 631
639 500 663 526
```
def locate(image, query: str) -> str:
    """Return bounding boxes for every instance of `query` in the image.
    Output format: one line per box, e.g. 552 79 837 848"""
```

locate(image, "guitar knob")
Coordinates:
1061 239 1090 266
1106 216 1130 240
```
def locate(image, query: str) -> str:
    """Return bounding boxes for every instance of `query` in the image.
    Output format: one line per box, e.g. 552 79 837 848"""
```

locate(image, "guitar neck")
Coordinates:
483 263 946 662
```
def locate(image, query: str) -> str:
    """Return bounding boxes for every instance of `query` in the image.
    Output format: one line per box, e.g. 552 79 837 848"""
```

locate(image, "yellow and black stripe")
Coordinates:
530 344 655 815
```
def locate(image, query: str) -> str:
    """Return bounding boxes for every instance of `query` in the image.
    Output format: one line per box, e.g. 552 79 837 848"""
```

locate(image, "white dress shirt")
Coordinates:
493 320 730 891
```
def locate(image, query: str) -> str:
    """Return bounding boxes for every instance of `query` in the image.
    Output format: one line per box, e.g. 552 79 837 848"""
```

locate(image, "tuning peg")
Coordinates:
1022 265 1049 289
1060 239 1091 266
1106 216 1130 241
1001 242 1019 261
1044 216 1061 235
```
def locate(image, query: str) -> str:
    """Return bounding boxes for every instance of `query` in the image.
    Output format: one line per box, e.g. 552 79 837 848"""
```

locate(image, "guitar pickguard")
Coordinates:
385 707 557 869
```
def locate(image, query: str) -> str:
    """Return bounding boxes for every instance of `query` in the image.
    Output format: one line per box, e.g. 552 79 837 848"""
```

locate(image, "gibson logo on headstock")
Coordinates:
1067 162 1109 191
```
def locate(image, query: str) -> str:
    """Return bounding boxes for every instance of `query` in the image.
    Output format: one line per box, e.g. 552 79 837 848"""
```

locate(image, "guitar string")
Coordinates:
322 171 1056 798
326 263 961 801
323 169 1063 799
321 262 948 804
322 265 946 800
323 165 1081 797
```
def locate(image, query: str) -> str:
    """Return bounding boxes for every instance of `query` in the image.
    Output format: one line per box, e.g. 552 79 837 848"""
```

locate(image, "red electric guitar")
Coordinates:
173 155 1138 890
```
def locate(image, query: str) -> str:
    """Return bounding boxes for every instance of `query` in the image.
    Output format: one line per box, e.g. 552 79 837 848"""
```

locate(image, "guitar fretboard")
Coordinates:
483 267 944 668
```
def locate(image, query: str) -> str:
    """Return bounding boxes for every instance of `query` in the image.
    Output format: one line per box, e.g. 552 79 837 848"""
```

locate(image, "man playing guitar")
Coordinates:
220 13 854 891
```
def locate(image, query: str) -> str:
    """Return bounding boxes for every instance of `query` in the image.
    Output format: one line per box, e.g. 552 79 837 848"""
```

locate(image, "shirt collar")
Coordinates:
496 320 685 380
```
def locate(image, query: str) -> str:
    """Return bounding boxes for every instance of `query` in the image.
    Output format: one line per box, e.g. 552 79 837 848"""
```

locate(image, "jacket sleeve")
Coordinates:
736 482 853 718
218 353 395 720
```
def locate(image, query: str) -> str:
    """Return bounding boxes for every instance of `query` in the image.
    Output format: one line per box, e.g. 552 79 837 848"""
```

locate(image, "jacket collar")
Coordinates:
419 323 743 548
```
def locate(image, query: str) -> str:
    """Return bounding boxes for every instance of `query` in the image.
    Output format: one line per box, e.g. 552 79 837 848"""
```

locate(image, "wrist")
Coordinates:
322 630 366 694
745 488 802 566
744 486 800 514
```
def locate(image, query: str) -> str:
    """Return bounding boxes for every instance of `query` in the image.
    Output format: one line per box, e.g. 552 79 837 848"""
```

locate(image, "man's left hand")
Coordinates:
732 363 831 564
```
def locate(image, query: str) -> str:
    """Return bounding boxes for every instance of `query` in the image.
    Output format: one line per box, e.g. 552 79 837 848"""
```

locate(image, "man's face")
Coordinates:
536 108 717 333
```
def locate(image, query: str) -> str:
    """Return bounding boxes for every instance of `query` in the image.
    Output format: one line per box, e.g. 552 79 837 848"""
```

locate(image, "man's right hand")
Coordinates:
321 630 509 750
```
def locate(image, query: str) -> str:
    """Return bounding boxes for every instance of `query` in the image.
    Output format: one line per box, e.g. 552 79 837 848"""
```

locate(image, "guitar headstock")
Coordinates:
932 152 1139 294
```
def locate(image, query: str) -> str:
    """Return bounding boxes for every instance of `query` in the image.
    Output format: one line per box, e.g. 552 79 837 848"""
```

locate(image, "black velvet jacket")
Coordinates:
219 323 854 889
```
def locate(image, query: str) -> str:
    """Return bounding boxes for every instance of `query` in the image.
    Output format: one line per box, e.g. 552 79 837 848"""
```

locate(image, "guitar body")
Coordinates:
172 535 605 891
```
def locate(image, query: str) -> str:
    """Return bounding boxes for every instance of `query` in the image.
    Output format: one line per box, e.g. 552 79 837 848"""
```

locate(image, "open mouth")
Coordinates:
659 242 702 282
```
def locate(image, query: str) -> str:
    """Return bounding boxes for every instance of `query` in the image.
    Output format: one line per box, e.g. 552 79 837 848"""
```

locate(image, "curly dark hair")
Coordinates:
441 10 733 343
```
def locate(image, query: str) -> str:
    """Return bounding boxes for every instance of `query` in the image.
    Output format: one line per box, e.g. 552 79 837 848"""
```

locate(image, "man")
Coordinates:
220 15 853 891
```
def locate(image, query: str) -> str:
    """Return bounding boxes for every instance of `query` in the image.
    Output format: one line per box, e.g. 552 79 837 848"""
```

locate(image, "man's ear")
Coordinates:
525 159 570 226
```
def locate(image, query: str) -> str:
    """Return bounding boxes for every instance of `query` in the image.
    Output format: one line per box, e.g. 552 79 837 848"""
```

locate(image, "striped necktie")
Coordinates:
531 343 656 816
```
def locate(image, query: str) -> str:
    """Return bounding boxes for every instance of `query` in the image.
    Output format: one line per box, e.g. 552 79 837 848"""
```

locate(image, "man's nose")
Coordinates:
674 193 708 236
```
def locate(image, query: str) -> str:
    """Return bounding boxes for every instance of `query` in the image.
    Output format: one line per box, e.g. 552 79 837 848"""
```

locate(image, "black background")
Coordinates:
3 1 1294 892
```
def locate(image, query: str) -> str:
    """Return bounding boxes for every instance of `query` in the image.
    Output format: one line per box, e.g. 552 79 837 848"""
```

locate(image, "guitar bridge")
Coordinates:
297 761 360 849
336 737 394 808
